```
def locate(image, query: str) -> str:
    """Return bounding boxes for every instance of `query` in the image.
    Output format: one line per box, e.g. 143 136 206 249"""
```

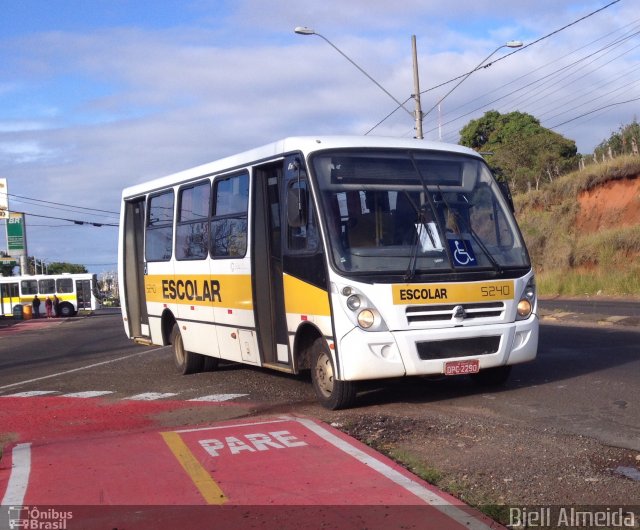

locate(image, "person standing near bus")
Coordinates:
53 294 60 317
32 295 41 319
45 296 53 318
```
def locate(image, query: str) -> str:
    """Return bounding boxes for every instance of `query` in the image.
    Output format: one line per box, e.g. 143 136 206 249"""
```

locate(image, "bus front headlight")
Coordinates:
335 283 388 331
517 277 536 320
517 299 532 318
346 295 361 311
357 309 375 329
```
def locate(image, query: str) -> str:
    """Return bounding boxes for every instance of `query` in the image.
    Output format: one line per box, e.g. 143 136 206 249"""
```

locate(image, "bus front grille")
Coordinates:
405 302 505 323
417 336 501 360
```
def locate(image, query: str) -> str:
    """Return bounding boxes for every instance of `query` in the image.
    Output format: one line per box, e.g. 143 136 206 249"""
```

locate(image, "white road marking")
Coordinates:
62 391 115 398
175 418 290 434
0 388 250 404
127 392 178 401
2 390 58 397
1 443 31 506
291 416 495 530
0 346 166 392
188 394 247 402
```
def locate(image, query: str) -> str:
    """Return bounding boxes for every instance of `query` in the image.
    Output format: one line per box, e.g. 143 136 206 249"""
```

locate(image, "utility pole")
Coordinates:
411 35 424 139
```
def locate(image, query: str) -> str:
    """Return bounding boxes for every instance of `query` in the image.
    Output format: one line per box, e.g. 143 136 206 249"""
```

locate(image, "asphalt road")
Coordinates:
540 297 640 317
1 307 638 451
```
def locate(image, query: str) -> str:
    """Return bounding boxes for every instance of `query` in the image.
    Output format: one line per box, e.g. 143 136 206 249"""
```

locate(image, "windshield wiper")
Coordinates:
468 226 504 275
404 204 433 281
404 155 451 280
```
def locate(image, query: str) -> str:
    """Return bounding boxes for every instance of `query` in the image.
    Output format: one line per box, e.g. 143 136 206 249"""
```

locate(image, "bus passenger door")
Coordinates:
122 198 149 338
252 162 290 368
0 283 15 316
75 280 91 310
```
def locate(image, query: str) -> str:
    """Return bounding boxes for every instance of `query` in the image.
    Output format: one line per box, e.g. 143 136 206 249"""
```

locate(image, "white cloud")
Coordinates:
0 0 637 272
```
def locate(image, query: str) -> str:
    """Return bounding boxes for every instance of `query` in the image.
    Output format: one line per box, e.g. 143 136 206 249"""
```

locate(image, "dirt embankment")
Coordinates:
575 176 640 233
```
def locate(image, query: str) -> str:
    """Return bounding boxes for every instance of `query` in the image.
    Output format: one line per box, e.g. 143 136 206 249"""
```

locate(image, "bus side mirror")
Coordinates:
287 187 308 228
498 181 515 213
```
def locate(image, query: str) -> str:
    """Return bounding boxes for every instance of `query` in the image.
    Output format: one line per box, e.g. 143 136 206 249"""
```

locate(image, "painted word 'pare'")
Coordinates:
199 430 307 457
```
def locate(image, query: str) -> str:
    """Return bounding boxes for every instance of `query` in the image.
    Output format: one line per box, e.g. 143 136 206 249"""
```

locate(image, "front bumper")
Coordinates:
337 314 539 381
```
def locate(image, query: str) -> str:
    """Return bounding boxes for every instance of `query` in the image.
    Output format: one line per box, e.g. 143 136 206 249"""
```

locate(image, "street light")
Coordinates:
422 40 523 120
294 26 414 119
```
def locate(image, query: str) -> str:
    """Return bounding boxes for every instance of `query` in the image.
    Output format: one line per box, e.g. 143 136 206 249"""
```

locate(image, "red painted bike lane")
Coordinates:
0 396 502 529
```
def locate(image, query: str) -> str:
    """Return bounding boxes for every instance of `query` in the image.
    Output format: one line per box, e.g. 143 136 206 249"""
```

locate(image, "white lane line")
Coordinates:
2 390 58 398
175 418 290 434
0 346 166 392
1 443 32 506
292 416 495 530
127 392 178 401
188 393 247 402
62 391 115 398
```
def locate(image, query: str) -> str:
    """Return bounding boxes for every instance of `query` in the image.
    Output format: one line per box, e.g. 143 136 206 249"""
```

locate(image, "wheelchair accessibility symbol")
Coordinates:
449 239 476 267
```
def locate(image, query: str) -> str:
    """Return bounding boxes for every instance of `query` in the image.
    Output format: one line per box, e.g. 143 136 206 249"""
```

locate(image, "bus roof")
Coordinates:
121 136 482 199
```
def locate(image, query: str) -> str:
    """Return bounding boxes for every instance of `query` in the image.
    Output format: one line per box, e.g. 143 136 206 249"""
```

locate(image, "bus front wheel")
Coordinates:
310 338 356 410
171 323 204 375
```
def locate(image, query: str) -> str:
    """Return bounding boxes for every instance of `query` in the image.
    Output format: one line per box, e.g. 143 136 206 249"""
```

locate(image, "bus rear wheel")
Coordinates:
171 323 204 375
310 338 356 410
58 302 75 317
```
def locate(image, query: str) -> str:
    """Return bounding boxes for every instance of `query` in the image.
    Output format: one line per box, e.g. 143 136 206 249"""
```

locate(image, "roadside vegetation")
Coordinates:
514 154 640 297
460 111 640 297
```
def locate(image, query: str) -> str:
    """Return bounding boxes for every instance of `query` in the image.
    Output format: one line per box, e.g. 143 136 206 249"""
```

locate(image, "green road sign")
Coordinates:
7 212 26 255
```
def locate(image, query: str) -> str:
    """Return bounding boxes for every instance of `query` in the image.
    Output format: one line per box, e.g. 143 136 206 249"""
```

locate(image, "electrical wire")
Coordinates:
0 191 119 218
549 96 640 128
19 211 118 227
426 29 640 140
365 0 625 136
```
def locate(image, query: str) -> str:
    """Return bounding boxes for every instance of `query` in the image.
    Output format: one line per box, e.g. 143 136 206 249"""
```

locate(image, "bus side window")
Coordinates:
38 279 55 294
146 190 175 262
21 280 37 295
56 278 73 293
211 172 249 258
176 180 210 260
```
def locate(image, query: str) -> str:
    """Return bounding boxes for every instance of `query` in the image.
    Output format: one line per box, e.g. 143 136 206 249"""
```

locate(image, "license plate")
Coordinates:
444 359 480 376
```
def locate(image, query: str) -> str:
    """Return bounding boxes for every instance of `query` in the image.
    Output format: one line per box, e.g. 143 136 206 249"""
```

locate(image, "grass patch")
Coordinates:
384 447 514 525
387 447 443 484
537 266 640 297
515 157 640 296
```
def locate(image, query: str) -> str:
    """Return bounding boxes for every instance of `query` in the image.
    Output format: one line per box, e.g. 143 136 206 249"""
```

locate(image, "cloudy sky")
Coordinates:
0 0 637 275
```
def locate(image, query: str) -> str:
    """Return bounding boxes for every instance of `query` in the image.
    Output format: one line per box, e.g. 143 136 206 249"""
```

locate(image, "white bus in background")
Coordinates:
118 136 538 409
0 273 100 317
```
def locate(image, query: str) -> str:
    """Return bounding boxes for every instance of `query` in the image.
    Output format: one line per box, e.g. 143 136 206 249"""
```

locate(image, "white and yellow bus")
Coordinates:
118 136 538 409
0 273 101 317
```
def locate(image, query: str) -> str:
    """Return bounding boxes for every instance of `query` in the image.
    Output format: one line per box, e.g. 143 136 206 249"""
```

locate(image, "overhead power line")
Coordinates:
420 0 623 97
366 0 624 135
20 211 119 227
549 96 640 128
0 191 120 218
429 24 640 139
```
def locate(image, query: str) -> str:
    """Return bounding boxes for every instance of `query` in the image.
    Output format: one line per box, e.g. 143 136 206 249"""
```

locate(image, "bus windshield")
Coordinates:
310 149 530 276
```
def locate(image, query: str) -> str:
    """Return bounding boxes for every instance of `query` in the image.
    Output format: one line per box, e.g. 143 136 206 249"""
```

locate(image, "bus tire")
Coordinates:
310 338 356 410
203 356 219 371
470 365 511 386
171 323 204 375
59 302 75 317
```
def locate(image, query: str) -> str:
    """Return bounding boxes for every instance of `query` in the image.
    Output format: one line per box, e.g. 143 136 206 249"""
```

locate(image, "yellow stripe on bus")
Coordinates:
283 274 331 317
144 274 253 310
392 280 515 305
